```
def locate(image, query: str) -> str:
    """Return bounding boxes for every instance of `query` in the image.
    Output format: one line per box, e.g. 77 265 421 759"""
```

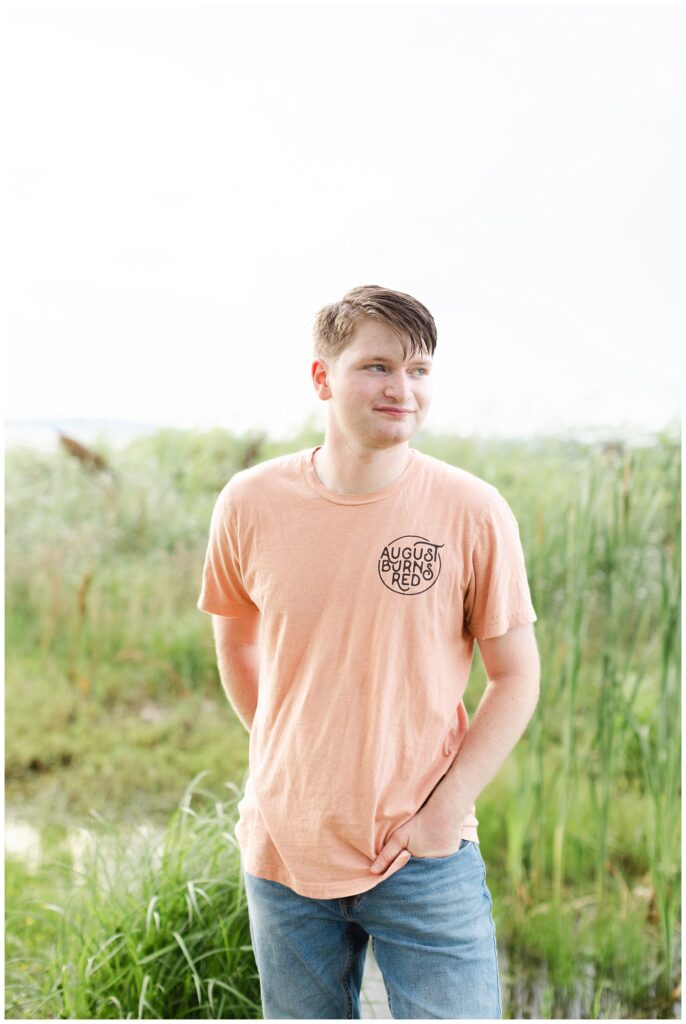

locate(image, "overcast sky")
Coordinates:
4 2 681 443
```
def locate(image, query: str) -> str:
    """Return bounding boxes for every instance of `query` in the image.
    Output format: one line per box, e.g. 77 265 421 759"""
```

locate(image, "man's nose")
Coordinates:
383 371 413 400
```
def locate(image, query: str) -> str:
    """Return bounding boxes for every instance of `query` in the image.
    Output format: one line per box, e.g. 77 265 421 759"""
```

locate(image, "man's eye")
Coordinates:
367 364 387 371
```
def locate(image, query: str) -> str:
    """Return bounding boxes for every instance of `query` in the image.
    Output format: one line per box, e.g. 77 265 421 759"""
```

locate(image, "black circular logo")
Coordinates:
378 535 444 595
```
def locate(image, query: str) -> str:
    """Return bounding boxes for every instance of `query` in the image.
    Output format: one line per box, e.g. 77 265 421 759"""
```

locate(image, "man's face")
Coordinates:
312 318 433 449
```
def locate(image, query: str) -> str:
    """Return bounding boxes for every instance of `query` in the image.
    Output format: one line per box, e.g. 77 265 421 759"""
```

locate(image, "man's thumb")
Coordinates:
370 839 410 875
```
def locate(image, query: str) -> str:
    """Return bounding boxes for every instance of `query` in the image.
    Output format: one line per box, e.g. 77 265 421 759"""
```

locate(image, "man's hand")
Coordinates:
369 799 470 874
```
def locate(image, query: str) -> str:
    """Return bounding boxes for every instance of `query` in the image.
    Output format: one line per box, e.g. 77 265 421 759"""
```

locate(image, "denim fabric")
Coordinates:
241 838 502 1019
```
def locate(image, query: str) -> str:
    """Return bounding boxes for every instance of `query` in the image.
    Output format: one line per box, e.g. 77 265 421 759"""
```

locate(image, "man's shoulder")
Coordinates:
216 447 308 505
415 448 501 512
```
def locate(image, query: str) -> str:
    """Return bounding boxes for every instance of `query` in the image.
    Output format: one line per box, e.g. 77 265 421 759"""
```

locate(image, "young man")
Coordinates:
197 284 540 1019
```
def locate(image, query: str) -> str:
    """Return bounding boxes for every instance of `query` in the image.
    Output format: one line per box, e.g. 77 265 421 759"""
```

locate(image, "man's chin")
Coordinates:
370 425 416 447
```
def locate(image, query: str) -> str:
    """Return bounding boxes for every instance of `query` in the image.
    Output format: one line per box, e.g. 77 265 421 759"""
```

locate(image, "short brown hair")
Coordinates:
312 284 437 364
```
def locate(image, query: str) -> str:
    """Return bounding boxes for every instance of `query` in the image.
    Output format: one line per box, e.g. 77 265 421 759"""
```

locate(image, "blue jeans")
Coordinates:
241 839 502 1019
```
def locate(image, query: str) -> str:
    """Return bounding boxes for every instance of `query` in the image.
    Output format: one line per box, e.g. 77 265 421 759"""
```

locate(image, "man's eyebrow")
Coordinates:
363 355 433 365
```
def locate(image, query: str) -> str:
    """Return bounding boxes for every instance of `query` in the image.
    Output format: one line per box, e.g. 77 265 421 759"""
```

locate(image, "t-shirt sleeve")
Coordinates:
464 492 537 640
196 484 259 618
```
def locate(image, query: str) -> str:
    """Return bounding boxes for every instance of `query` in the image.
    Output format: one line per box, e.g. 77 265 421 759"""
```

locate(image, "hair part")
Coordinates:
312 284 437 365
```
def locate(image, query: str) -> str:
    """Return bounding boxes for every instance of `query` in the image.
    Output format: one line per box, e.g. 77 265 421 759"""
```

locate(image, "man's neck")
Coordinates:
312 440 413 495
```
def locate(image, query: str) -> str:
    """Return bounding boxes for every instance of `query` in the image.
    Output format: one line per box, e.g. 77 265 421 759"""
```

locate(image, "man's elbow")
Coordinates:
490 664 541 710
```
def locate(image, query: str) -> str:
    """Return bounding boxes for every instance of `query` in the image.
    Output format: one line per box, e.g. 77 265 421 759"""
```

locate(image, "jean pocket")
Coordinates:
409 837 472 861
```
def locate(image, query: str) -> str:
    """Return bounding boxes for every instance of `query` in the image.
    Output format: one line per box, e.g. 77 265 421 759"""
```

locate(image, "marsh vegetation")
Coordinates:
5 423 680 1018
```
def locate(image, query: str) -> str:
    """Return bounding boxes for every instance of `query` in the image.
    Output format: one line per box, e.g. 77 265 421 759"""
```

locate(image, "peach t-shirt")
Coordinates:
197 445 537 898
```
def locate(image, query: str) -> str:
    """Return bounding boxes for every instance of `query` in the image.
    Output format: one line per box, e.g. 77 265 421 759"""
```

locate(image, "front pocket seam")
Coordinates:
409 838 471 861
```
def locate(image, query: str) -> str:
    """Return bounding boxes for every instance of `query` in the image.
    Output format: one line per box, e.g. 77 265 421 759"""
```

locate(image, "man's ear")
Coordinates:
311 357 333 399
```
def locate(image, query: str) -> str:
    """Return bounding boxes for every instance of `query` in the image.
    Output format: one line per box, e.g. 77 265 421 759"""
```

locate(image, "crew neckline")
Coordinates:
301 445 419 505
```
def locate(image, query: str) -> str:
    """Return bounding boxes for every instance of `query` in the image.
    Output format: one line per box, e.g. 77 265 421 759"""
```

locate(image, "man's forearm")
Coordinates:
427 674 540 823
214 644 260 734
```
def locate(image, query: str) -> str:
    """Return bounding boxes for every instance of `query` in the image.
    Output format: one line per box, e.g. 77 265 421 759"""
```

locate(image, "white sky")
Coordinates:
3 1 682 442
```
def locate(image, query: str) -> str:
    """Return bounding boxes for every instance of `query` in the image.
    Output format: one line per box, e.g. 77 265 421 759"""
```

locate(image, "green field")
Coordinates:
5 422 681 1018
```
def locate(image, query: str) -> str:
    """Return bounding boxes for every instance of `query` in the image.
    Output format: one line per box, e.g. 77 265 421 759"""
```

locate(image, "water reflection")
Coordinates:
5 816 165 879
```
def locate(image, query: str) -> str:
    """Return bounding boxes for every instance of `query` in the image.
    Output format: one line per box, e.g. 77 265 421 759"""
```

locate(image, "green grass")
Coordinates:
5 655 249 828
6 774 261 1019
5 420 681 1018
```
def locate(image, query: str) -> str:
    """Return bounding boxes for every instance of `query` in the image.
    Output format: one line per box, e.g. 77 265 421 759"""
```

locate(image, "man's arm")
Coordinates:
211 610 261 734
425 621 541 823
370 622 540 869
